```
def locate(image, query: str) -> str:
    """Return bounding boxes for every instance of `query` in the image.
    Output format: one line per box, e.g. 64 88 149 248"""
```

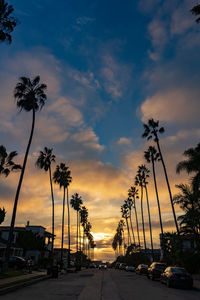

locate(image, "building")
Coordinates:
0 221 55 263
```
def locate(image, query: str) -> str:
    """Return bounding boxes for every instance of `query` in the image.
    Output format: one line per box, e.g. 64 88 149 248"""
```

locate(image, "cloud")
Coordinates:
117 137 132 145
138 0 162 14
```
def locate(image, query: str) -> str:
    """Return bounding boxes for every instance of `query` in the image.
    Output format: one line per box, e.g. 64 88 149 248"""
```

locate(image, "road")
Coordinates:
2 269 200 300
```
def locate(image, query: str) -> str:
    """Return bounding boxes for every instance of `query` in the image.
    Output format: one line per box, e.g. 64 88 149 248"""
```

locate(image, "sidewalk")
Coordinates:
0 270 50 295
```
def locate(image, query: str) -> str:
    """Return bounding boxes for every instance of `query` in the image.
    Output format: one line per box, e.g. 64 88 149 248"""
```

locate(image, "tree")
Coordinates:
0 207 6 224
0 0 18 43
0 145 21 177
142 118 179 233
16 230 45 256
36 147 56 253
139 164 154 260
80 206 88 255
191 4 200 23
135 170 147 252
5 76 47 269
70 193 83 252
176 143 200 193
128 186 140 246
125 198 136 245
144 146 164 237
53 163 72 264
173 183 200 247
121 204 131 247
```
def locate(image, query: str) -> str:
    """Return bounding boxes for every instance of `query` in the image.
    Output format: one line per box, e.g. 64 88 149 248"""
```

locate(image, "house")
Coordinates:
0 221 55 263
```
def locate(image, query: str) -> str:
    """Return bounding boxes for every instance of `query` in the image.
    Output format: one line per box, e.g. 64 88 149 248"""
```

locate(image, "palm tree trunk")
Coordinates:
5 109 35 271
122 229 126 255
79 214 81 252
49 166 54 254
134 195 140 246
144 184 154 260
126 217 131 246
156 140 179 234
152 158 164 236
76 211 78 252
61 187 66 263
129 208 136 244
140 186 147 252
67 186 70 267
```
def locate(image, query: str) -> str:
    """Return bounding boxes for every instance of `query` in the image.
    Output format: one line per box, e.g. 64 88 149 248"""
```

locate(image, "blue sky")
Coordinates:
0 0 200 261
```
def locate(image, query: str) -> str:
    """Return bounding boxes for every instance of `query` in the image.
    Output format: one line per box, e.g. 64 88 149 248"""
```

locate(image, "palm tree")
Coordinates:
142 118 179 233
144 146 164 237
191 4 200 23
70 193 83 252
53 163 72 264
173 183 200 247
5 76 47 267
176 143 200 193
128 186 140 246
80 206 88 254
125 198 136 245
0 0 18 43
0 145 21 177
36 147 55 253
135 170 147 252
0 207 6 224
139 164 154 260
121 204 131 246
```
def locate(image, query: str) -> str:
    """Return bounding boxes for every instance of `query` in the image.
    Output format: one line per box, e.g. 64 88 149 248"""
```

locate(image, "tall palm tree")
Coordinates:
191 4 200 23
142 118 179 233
5 76 47 266
84 221 92 257
144 146 164 237
121 204 131 246
80 206 88 254
70 193 83 252
128 186 140 246
176 143 200 193
0 207 6 224
135 170 147 252
53 163 72 263
36 147 56 253
0 0 18 43
125 198 136 244
139 164 154 260
0 145 21 177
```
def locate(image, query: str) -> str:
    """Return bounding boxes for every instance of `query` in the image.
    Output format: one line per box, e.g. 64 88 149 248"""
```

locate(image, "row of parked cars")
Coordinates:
135 262 193 289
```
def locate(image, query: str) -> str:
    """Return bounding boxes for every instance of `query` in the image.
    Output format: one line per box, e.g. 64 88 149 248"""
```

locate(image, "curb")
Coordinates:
0 274 52 295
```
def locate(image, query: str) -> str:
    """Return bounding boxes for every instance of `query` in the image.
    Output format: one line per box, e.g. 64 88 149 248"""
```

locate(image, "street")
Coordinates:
2 269 200 300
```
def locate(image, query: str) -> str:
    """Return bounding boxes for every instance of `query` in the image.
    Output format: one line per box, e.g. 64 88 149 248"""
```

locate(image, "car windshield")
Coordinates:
171 268 186 274
155 264 167 270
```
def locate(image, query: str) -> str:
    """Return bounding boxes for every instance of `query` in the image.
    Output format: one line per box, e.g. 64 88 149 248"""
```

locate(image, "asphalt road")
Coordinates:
2 269 200 300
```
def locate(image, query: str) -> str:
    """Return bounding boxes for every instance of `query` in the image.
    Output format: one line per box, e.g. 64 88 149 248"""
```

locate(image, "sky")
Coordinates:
0 0 200 262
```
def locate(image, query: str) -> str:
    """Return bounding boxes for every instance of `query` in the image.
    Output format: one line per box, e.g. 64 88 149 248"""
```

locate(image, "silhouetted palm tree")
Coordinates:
191 4 200 23
36 147 55 253
125 198 136 245
80 206 88 254
135 170 147 252
176 143 200 193
128 186 140 246
0 0 18 43
142 118 179 233
144 146 164 237
70 193 83 252
53 163 72 263
118 220 125 255
0 207 6 224
6 76 47 267
0 145 21 177
139 164 154 260
121 204 131 246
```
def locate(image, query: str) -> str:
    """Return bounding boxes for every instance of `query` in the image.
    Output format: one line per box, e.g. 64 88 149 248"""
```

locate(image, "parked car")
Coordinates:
119 263 126 270
160 267 193 289
147 262 167 280
8 256 27 270
89 263 96 268
135 264 148 275
115 262 120 269
125 266 135 272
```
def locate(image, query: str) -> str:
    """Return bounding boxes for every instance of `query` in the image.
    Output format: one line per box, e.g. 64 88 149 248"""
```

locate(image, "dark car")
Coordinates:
119 263 126 270
160 267 193 289
8 256 27 270
136 264 148 275
147 262 167 280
